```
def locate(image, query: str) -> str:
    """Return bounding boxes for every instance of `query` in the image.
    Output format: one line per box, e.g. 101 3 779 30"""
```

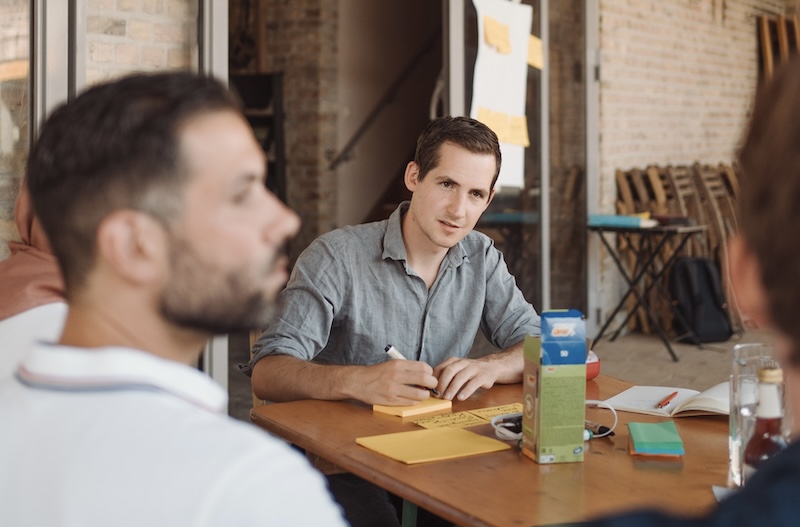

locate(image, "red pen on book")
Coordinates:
656 391 679 409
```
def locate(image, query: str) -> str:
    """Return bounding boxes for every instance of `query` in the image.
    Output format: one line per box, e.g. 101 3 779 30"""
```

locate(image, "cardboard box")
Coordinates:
522 309 587 464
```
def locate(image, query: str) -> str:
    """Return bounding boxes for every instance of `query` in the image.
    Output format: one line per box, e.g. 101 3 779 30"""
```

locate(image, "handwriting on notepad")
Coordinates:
412 403 525 429
468 403 524 420
413 411 488 429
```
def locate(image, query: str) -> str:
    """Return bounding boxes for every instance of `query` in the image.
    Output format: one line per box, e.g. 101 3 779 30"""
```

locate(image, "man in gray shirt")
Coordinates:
245 116 540 406
244 116 540 527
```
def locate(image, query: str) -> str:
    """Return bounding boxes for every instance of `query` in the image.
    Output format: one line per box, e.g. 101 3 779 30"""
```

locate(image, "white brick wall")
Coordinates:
594 0 789 325
0 3 29 257
85 0 197 86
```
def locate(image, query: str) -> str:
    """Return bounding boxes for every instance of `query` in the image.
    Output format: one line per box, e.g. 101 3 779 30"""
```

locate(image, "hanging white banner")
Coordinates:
469 0 532 189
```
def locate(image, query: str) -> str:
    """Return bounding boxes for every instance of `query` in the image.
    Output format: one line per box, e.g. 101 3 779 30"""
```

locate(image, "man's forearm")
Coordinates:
251 355 357 402
477 341 525 384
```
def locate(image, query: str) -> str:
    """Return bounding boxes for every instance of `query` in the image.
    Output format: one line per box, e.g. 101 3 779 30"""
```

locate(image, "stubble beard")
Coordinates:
159 236 279 335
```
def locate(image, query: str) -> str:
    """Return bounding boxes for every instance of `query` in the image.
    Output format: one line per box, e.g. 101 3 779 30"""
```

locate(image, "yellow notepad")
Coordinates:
372 397 452 417
356 427 511 464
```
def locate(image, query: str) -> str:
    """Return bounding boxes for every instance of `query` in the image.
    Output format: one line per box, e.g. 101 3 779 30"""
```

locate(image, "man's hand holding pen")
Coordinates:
376 343 523 404
348 359 439 406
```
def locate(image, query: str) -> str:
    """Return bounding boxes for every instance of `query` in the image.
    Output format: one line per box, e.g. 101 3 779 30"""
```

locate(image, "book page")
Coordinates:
604 386 700 417
672 381 729 416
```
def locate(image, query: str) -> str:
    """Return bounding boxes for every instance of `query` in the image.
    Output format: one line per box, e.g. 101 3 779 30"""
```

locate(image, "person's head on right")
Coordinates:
734 55 800 364
26 71 299 336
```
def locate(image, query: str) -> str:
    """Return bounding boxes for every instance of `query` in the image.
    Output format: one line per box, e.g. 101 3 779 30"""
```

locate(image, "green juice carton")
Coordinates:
522 309 587 464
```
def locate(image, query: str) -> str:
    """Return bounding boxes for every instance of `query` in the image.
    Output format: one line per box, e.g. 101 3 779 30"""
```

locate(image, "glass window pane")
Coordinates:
84 0 199 86
0 0 29 260
464 0 588 312
466 0 543 309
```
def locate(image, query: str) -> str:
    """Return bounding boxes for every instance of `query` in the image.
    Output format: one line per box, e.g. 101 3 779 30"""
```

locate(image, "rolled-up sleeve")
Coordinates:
480 242 541 349
240 238 342 376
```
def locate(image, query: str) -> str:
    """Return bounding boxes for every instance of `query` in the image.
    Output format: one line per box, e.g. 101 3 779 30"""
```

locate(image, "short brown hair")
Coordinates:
738 56 800 363
27 72 241 295
414 116 502 189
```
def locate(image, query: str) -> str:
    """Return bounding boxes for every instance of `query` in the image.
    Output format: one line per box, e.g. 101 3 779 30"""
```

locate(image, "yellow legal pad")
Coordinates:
355 427 511 465
372 397 452 417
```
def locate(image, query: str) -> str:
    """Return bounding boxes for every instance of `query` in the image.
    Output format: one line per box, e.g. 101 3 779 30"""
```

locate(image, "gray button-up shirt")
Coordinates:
243 202 540 373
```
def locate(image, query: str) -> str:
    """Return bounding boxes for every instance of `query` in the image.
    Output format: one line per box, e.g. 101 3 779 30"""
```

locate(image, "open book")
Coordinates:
603 381 728 417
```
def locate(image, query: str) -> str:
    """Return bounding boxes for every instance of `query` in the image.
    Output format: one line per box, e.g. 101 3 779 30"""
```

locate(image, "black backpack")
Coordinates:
669 257 733 343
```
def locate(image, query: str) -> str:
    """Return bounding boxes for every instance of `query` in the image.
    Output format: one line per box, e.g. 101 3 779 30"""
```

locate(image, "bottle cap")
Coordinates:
758 367 783 384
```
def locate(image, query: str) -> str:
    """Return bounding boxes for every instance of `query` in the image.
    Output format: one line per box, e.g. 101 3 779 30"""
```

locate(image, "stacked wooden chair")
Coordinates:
691 163 745 333
613 162 742 338
758 14 800 81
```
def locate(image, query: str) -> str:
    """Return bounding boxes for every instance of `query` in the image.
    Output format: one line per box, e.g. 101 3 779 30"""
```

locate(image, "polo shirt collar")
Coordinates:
382 201 468 268
15 344 227 413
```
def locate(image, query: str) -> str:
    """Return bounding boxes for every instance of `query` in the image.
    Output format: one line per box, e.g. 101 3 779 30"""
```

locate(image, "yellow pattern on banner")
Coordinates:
508 115 531 147
477 107 530 147
527 35 543 69
483 15 512 54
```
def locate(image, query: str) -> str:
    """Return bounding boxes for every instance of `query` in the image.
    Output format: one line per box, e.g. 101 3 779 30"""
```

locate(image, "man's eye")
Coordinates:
441 181 451 188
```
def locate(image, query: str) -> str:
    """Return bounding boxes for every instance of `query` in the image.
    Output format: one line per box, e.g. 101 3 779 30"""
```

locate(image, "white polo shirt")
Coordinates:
0 302 67 379
0 344 347 527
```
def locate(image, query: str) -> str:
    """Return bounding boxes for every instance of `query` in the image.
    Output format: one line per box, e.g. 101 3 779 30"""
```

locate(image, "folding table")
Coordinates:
588 223 707 361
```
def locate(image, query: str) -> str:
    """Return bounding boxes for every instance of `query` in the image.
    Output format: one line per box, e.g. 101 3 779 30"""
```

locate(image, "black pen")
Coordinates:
384 344 440 397
585 419 614 437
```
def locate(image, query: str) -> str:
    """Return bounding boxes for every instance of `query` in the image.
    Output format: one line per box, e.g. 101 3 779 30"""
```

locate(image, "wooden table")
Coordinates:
250 375 728 527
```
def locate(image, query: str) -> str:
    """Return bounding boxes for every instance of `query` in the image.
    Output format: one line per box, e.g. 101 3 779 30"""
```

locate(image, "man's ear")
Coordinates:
95 210 168 285
404 161 420 193
728 234 771 329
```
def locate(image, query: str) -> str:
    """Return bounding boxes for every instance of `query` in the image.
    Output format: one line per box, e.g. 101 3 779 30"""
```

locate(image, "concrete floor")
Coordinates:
593 328 771 390
227 328 773 421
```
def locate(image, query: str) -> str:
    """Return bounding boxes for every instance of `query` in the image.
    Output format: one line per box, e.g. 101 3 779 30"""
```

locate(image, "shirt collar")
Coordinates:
382 201 468 268
15 344 227 413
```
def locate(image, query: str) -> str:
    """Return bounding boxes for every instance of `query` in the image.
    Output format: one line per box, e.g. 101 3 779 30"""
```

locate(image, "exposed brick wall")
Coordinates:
85 0 196 86
0 3 29 259
594 0 789 324
232 0 339 260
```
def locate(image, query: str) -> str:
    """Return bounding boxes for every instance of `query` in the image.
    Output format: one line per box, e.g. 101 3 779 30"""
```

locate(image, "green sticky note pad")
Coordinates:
628 421 685 455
